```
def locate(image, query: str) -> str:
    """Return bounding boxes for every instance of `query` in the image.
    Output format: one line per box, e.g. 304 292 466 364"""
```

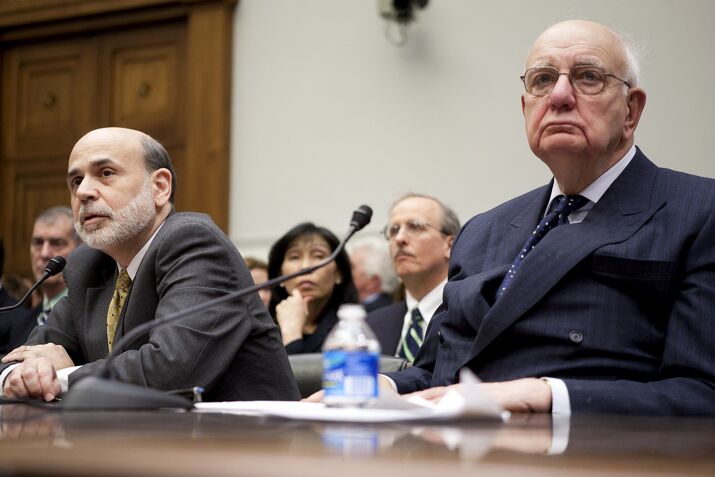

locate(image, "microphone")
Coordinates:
0 257 66 313
60 205 373 410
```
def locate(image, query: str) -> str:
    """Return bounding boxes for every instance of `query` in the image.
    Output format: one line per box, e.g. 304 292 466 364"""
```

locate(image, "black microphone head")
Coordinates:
350 205 373 231
44 256 67 277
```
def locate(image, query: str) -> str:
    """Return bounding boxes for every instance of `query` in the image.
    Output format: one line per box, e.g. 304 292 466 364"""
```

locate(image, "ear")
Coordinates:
334 270 343 285
444 235 455 259
151 168 172 208
623 87 647 140
521 94 526 115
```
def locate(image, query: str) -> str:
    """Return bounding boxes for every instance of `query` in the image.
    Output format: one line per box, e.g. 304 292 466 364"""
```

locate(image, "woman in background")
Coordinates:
268 222 358 354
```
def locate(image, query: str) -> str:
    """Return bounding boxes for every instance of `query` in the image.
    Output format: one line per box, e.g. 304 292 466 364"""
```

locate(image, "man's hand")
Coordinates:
3 358 61 402
406 378 552 413
2 343 74 370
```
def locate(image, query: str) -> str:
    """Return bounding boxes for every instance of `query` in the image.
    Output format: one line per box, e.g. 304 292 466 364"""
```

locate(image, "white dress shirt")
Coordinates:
542 144 636 416
393 279 447 355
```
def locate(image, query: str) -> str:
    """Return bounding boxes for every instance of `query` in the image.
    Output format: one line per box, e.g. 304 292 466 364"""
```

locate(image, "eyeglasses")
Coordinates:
382 220 444 240
521 65 631 97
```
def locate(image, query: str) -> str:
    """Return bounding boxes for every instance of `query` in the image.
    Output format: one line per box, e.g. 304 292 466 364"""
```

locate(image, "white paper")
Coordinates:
195 369 508 423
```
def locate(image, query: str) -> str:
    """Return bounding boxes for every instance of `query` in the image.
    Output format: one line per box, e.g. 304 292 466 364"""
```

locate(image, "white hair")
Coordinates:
348 235 399 293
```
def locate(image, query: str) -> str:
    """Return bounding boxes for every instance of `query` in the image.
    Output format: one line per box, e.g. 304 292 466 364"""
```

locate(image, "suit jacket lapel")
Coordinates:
466 151 665 363
84 268 116 360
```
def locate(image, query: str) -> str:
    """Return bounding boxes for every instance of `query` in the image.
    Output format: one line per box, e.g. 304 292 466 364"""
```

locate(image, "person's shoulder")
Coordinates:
64 244 114 284
461 185 549 232
367 301 407 323
160 212 229 242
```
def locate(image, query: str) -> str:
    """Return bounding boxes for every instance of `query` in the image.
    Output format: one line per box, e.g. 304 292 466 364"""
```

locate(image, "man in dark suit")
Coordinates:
0 207 81 355
385 20 715 415
367 194 460 362
0 236 34 355
349 236 398 313
1 127 299 402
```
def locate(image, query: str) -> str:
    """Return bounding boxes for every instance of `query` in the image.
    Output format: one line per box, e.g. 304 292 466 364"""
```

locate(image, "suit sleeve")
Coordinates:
69 220 256 392
564 204 715 415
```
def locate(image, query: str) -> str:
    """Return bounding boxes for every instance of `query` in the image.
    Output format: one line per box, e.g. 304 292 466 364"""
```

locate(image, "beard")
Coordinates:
74 178 156 251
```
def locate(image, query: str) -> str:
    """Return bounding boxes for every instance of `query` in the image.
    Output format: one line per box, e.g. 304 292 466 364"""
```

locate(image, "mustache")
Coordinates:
77 203 114 224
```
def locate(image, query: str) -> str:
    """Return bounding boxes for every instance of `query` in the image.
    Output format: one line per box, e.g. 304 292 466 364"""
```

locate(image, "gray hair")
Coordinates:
36 206 81 244
349 235 400 293
390 193 461 236
141 135 176 204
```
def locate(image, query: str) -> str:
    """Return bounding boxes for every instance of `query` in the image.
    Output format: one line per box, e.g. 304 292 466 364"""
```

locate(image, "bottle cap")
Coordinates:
337 304 366 320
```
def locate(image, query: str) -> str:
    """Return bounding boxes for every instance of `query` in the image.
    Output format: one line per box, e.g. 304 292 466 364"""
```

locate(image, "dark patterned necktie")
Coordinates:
398 308 425 363
37 307 51 326
496 194 588 300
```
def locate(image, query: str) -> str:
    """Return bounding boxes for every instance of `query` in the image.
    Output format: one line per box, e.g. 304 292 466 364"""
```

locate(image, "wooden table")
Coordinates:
0 404 712 476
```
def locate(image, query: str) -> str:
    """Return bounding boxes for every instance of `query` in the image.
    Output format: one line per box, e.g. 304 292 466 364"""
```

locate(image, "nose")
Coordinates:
548 74 576 110
393 225 410 244
39 241 54 259
75 177 98 202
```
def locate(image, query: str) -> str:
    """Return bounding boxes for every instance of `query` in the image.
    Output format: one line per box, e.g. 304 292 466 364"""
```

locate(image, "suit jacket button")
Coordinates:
568 330 584 343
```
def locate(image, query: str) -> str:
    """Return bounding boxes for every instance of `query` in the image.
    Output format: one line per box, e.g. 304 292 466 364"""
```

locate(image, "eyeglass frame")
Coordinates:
520 65 631 97
382 219 447 241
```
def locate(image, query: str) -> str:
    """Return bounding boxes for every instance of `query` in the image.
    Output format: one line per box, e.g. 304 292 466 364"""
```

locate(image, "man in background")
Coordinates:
349 235 398 313
367 194 459 362
5 207 81 353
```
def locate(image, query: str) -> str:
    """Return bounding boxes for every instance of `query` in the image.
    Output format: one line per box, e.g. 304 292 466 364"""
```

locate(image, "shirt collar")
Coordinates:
405 278 447 323
43 288 68 311
117 221 166 280
547 144 637 213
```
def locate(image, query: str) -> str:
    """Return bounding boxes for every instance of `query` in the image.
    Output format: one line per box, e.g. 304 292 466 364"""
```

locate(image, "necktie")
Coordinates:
398 308 425 363
496 194 588 300
37 308 51 326
107 269 132 352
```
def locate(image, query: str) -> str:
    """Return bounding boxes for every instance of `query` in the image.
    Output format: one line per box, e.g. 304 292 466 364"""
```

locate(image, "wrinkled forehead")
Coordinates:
389 197 442 225
526 20 626 72
68 128 144 171
33 216 74 238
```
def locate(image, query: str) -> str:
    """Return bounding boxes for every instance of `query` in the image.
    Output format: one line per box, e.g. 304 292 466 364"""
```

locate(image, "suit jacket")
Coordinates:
363 292 394 313
388 148 715 415
3 212 300 402
285 306 339 354
366 301 407 356
0 289 35 356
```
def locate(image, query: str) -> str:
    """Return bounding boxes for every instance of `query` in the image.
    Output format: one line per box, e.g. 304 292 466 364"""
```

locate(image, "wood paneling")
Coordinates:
0 0 235 279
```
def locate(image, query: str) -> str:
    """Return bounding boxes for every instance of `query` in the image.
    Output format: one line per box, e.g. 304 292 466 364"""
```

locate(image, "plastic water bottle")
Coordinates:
322 304 381 407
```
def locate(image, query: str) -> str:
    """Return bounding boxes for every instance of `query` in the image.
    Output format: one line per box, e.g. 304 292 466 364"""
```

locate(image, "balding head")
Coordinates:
67 127 174 266
521 20 647 194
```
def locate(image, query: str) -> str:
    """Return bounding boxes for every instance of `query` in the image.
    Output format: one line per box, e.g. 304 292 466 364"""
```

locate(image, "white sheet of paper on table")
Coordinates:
195 369 508 423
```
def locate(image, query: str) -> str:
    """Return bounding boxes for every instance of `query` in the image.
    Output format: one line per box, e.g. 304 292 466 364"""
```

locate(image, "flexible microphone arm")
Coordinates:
98 205 373 379
0 257 66 313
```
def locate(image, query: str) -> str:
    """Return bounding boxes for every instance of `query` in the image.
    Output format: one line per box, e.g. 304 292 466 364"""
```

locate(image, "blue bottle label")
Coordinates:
323 350 379 399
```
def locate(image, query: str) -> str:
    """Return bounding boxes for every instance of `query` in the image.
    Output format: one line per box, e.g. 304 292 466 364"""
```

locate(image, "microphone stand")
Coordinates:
61 206 372 410
0 257 67 313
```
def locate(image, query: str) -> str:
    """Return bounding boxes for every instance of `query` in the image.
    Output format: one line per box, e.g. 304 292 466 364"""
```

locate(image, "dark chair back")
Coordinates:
288 353 410 398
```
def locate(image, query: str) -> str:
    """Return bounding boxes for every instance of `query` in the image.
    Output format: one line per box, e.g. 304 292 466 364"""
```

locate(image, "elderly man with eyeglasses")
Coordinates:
381 20 715 416
365 193 460 363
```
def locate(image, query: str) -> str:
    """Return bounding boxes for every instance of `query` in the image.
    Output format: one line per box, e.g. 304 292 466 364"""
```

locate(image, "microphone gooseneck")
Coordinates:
61 206 372 410
0 256 66 313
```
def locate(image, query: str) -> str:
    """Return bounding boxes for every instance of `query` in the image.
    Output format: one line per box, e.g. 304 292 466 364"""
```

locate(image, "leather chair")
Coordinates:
288 353 410 398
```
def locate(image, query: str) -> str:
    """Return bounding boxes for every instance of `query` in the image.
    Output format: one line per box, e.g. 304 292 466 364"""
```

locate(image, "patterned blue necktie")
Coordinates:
496 194 588 300
398 308 425 363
